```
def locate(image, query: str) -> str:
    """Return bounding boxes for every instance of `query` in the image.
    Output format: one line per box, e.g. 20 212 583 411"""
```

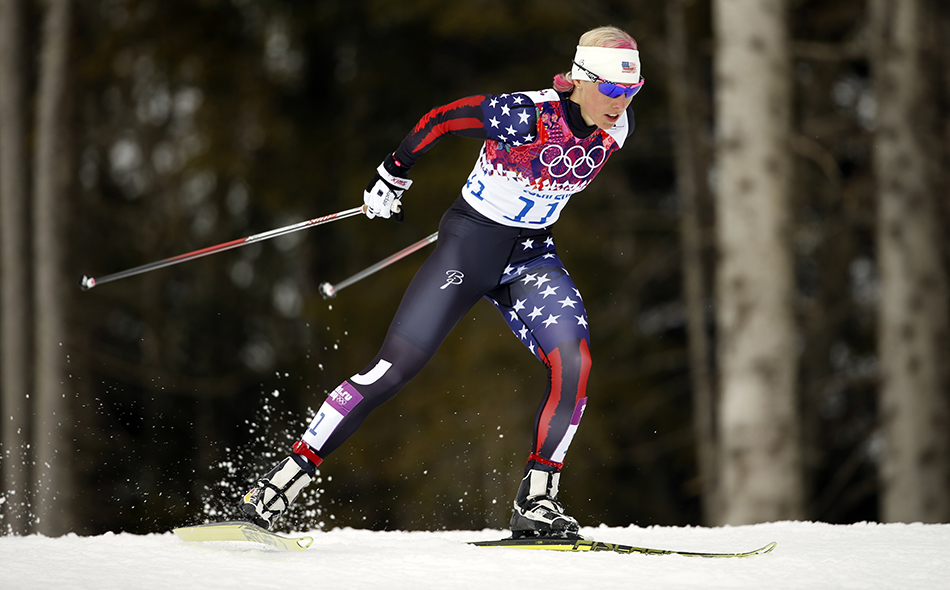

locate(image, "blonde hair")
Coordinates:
553 26 638 92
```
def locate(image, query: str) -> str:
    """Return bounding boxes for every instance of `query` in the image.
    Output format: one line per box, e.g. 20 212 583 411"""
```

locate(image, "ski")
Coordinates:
471 537 777 558
173 521 313 551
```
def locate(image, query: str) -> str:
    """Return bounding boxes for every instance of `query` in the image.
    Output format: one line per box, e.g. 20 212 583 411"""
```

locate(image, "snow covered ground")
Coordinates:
1 521 947 589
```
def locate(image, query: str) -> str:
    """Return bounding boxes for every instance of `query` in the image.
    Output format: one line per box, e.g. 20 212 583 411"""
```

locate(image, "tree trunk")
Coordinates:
32 0 74 536
869 0 950 524
666 0 720 525
712 0 804 525
0 0 32 535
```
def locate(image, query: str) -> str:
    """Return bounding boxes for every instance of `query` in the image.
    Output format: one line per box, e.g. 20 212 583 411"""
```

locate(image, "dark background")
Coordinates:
3 0 936 535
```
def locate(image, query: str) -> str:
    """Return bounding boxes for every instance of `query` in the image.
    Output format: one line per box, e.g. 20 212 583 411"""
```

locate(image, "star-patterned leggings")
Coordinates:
301 196 591 472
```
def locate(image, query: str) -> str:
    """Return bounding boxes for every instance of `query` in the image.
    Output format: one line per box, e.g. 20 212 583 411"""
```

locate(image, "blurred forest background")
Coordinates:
2 0 949 537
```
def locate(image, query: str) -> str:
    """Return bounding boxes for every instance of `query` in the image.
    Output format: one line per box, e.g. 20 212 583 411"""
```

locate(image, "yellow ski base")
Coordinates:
173 521 313 551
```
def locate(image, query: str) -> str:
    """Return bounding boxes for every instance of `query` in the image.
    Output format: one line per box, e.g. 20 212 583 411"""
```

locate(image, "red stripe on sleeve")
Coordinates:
410 95 484 133
406 96 487 155
414 117 484 153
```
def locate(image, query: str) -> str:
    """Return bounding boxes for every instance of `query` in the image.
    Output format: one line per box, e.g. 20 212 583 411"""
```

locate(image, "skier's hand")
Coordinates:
364 154 412 220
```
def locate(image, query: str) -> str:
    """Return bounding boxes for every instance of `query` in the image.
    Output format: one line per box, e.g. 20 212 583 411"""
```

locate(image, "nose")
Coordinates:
616 93 635 109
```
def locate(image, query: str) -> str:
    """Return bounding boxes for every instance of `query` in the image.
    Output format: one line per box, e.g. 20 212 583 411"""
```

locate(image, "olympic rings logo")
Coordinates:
539 144 607 179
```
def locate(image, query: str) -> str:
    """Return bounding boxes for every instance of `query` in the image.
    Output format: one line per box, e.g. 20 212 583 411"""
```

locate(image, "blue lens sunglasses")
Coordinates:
573 61 644 99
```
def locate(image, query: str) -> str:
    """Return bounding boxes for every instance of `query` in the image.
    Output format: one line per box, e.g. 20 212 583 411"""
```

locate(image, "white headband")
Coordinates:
571 45 641 85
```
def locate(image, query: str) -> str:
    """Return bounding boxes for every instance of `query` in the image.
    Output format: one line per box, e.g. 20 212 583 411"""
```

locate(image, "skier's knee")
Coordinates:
557 338 592 378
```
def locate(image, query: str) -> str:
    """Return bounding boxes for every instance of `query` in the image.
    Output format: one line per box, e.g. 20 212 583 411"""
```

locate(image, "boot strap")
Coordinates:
262 469 307 512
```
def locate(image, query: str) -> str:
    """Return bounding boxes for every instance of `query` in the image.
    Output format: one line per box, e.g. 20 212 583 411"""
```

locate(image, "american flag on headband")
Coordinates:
621 61 638 75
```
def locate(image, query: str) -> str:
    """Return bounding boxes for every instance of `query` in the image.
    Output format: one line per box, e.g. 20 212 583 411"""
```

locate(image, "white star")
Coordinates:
501 104 511 116
558 296 578 308
521 273 537 285
489 97 499 108
542 314 561 328
524 133 535 142
489 116 500 128
540 285 559 299
544 237 555 248
575 315 589 328
513 298 526 312
573 288 583 299
504 264 515 275
518 111 531 124
505 125 517 136
528 342 536 355
518 326 529 340
514 265 527 275
512 140 522 146
521 238 534 250
512 95 525 104
543 253 556 259
528 306 544 321
534 273 551 288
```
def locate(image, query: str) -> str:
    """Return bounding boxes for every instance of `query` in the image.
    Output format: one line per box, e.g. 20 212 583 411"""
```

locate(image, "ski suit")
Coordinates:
300 88 635 472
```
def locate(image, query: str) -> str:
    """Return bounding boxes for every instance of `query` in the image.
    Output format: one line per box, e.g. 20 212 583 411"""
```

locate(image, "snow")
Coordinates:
1 521 948 590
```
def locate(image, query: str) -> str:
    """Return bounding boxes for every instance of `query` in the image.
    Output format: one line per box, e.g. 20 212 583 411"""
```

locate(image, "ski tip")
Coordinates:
698 540 777 558
79 275 96 291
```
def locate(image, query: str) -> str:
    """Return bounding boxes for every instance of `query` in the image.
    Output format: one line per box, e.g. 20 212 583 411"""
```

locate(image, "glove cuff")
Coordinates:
383 152 411 177
377 158 412 192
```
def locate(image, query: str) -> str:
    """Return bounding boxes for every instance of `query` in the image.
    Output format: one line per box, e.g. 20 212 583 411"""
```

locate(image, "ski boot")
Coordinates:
509 468 580 539
241 442 320 530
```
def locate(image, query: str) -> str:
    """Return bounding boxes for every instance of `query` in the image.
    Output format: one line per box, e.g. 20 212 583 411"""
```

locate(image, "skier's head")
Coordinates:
556 26 643 130
553 26 640 92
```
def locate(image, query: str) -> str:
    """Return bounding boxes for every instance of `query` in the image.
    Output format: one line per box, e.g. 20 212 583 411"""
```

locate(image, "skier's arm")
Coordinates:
391 95 490 172
365 93 538 217
391 93 539 172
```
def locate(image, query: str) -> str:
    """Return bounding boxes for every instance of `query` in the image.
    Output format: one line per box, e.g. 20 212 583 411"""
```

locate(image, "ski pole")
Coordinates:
80 204 370 291
318 231 438 299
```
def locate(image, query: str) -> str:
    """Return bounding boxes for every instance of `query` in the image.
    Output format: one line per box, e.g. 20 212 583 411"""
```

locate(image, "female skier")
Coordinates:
242 25 643 538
